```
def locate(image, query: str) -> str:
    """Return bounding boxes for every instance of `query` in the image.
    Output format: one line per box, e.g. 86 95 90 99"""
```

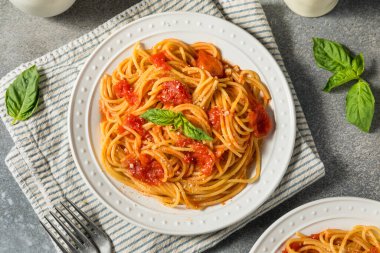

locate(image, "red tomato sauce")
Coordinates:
370 247 379 253
184 153 195 164
124 154 164 185
196 50 224 77
177 137 194 148
157 80 192 106
118 125 125 134
177 137 215 176
248 99 272 138
114 80 138 105
150 51 171 71
282 242 303 253
309 233 320 240
118 114 145 135
208 107 222 131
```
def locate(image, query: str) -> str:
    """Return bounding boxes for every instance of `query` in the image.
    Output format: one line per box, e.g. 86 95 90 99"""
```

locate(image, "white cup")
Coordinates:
284 0 339 17
9 0 76 17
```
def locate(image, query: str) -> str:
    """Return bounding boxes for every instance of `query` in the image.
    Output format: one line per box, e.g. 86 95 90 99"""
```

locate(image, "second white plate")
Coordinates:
68 12 296 235
250 197 380 253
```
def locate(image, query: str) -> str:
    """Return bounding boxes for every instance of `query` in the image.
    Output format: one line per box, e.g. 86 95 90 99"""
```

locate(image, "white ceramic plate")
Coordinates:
250 197 380 253
68 12 296 235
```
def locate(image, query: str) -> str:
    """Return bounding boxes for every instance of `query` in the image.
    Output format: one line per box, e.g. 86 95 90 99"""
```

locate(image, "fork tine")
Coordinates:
61 201 92 235
45 216 79 253
40 221 70 253
54 208 93 246
65 198 100 231
50 211 82 246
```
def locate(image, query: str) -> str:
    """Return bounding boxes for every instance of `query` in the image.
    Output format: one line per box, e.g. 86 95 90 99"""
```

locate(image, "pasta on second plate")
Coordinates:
282 225 380 253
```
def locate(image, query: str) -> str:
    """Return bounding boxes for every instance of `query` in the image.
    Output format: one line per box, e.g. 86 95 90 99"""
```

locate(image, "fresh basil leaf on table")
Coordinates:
312 38 376 132
5 65 40 124
323 53 364 92
351 53 365 76
323 68 358 92
313 37 352 73
141 108 213 141
346 80 375 132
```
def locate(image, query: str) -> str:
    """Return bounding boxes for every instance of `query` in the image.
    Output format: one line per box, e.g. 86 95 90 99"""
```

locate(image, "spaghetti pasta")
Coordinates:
99 39 272 209
282 225 380 253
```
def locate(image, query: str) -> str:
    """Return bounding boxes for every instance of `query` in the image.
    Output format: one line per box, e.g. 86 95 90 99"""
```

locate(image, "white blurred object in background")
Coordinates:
9 0 76 17
284 0 339 17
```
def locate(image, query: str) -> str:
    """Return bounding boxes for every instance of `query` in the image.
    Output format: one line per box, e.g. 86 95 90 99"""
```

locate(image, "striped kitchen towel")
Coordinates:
0 0 325 252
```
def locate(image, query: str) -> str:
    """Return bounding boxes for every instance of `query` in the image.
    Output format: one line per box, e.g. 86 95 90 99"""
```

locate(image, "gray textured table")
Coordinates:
0 0 379 252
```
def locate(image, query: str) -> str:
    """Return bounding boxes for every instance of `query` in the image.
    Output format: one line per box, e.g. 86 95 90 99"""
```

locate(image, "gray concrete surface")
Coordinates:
0 0 379 252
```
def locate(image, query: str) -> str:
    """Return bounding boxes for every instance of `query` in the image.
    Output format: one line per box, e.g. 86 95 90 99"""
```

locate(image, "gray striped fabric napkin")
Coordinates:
0 0 325 252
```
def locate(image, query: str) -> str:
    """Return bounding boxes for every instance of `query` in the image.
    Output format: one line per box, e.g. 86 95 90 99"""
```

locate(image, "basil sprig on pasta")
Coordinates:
5 65 40 124
313 38 375 132
141 109 213 141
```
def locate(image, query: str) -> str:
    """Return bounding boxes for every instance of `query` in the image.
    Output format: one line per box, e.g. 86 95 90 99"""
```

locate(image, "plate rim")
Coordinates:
68 11 296 235
250 196 380 252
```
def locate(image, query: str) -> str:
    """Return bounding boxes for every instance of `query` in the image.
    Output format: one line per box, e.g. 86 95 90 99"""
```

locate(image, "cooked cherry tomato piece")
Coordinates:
176 137 194 148
114 80 137 105
208 107 222 131
119 114 145 135
124 154 164 185
177 137 215 176
150 51 171 71
157 80 192 106
196 50 224 77
183 153 195 164
192 142 215 176
289 242 303 251
248 100 272 138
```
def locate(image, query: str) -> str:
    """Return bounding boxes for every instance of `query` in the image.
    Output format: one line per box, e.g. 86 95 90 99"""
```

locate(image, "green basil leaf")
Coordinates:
346 80 375 132
173 115 184 129
5 65 40 124
182 120 213 141
323 68 358 92
141 108 213 141
313 38 352 73
140 108 178 125
351 53 365 76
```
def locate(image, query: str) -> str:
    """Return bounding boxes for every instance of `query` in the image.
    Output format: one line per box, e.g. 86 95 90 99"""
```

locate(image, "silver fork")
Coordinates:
40 198 112 253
